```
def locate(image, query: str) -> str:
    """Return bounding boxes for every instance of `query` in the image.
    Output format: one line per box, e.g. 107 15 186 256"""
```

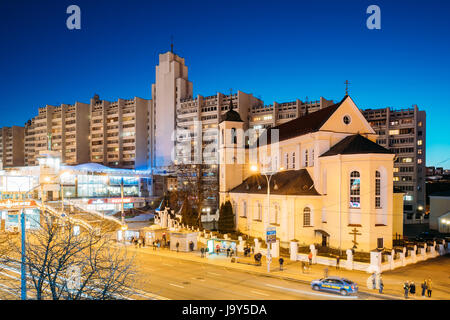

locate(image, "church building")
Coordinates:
218 95 403 252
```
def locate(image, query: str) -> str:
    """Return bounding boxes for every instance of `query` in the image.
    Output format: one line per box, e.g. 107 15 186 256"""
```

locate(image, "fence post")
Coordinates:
309 244 317 264
370 251 381 273
254 238 260 254
389 249 395 270
346 249 353 270
290 241 298 261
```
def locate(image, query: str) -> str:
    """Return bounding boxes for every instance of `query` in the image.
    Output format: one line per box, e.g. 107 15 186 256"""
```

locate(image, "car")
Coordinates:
414 231 440 242
310 277 358 296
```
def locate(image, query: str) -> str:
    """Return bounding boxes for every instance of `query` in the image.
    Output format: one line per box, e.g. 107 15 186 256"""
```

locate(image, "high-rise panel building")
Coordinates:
89 95 150 170
24 102 90 166
361 106 426 224
0 126 25 168
151 51 193 169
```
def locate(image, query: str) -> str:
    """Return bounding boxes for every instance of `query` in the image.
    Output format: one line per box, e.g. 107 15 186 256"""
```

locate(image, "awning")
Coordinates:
314 229 330 237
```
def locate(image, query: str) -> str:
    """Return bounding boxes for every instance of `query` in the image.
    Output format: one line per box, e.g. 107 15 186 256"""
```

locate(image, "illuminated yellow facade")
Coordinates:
219 95 403 252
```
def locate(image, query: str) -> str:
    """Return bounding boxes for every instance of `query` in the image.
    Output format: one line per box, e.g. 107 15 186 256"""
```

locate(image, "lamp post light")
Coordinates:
7 180 31 300
250 164 284 273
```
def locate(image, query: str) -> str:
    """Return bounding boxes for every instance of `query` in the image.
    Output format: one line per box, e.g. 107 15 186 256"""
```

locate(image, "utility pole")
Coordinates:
121 177 125 243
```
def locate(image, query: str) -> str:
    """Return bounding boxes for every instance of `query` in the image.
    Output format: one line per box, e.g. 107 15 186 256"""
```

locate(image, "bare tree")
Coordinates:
4 214 136 300
176 163 205 228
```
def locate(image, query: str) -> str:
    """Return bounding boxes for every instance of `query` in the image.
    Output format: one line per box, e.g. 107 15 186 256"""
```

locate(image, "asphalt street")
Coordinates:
130 249 378 300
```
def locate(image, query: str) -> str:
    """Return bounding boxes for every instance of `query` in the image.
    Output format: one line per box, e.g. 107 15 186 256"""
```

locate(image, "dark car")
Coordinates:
414 231 439 242
311 277 358 296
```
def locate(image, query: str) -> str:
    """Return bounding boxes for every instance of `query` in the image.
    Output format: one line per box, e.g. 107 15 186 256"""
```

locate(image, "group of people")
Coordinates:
130 236 145 248
368 272 384 294
152 239 166 250
243 245 255 257
403 279 432 299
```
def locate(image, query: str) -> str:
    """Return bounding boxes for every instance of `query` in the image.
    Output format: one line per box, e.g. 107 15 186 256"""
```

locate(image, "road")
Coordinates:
130 249 378 300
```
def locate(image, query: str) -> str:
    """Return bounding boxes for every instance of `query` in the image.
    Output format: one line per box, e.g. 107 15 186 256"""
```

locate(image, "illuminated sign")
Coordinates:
87 198 132 204
266 227 276 244
0 199 37 209
108 198 132 204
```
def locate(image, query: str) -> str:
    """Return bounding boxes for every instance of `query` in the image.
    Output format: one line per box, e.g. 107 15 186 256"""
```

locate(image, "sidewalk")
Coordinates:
121 244 448 300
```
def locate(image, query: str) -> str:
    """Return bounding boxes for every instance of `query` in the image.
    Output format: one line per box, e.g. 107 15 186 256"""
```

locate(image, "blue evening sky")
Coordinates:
0 0 449 166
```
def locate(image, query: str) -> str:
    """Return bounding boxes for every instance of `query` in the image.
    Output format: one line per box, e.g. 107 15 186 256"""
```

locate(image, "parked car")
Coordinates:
414 231 440 242
311 277 358 296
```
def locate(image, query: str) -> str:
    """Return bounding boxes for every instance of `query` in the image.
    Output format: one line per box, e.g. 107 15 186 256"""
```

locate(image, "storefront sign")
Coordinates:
88 198 133 204
0 199 37 209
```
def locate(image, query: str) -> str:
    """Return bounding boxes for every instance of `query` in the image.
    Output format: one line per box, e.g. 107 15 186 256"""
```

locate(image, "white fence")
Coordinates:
289 241 450 274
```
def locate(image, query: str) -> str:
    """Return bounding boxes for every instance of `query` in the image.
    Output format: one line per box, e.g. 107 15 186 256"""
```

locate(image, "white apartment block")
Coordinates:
24 102 90 166
151 51 193 169
0 126 24 168
250 97 334 129
89 95 150 170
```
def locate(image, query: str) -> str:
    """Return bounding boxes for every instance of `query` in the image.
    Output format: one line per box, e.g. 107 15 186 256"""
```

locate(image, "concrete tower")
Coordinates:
151 50 193 169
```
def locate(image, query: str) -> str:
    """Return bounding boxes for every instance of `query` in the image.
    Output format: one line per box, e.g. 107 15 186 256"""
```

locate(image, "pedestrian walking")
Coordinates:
301 261 305 273
153 241 156 251
176 241 180 252
279 257 284 271
308 252 312 265
324 267 329 278
216 244 220 255
410 281 416 296
421 279 427 297
157 241 161 250
200 247 205 258
138 238 142 248
403 281 409 299
336 256 340 270
427 278 432 298
226 247 230 257
379 276 384 294
372 272 377 289
142 237 145 247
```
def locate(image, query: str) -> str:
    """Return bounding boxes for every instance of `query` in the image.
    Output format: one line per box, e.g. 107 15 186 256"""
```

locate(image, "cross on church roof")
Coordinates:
345 80 350 95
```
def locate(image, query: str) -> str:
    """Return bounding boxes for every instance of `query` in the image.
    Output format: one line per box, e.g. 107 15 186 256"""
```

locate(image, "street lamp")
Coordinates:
6 179 31 300
250 164 284 273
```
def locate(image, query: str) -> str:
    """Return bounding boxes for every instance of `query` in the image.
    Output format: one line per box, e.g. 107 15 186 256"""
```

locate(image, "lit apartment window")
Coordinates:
418 121 422 127
404 195 413 201
418 159 422 164
418 149 422 155
393 177 399 181
417 140 423 146
402 158 413 163
389 129 399 135
393 167 399 172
